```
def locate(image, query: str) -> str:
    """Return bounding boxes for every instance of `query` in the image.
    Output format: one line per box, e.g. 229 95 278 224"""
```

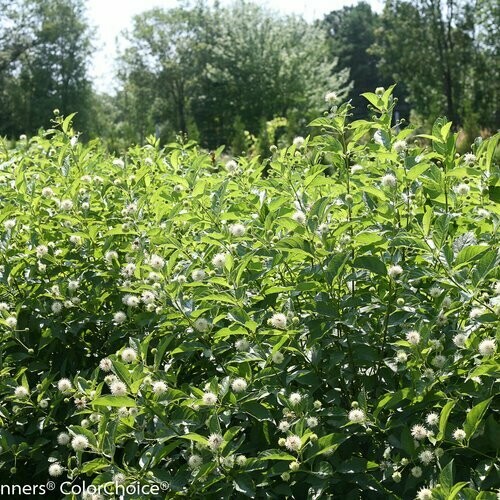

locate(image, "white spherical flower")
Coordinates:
423 368 435 379
455 183 470 196
278 420 291 432
202 391 217 405
417 487 433 500
478 339 496 356
381 173 397 188
51 301 63 314
406 330 421 345
110 380 127 396
393 140 407 153
226 160 238 173
113 158 125 168
411 466 422 478
429 286 442 298
452 428 466 441
236 455 247 466
411 424 428 440
57 432 70 445
152 381 168 395
57 378 72 394
284 434 302 452
113 311 127 324
212 252 228 269
68 280 79 292
306 416 318 428
350 164 363 174
60 199 74 211
426 412 439 426
292 211 306 225
191 269 206 281
149 254 165 270
235 338 250 352
272 351 284 364
121 263 136 277
14 386 29 399
207 433 223 451
194 317 210 332
71 434 89 451
188 454 203 469
324 91 338 103
269 312 287 330
6 316 17 329
4 219 16 230
293 136 305 148
0 302 9 312
36 244 49 258
395 350 408 363
99 358 113 372
348 409 365 423
453 333 467 348
229 223 246 237
121 348 137 363
117 407 129 418
388 264 403 279
122 295 140 308
39 399 49 409
112 472 126 485
392 471 402 483
141 290 156 304
289 460 300 471
289 392 302 406
42 187 54 198
419 450 434 465
462 153 476 164
48 463 64 477
105 250 118 263
431 355 446 368
231 378 247 393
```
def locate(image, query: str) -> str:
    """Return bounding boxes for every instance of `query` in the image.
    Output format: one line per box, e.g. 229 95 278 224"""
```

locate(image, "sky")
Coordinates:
87 0 383 93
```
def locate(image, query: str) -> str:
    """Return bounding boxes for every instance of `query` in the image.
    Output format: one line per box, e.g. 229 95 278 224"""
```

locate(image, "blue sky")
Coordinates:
87 0 383 93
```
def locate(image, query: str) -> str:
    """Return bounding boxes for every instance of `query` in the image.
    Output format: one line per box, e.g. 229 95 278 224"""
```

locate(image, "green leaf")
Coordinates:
92 396 137 407
179 433 209 446
437 400 456 440
464 398 492 440
407 162 432 180
353 256 386 276
440 459 454 493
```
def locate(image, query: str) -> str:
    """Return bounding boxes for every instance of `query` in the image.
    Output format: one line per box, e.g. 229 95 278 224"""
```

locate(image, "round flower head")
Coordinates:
57 432 70 445
269 313 287 330
462 153 476 164
455 183 470 196
411 466 422 478
105 250 118 263
48 463 64 477
202 391 217 405
51 301 63 314
235 338 250 352
4 219 16 230
416 487 433 500
306 416 318 428
453 333 467 348
152 381 167 395
278 420 290 432
113 311 127 324
289 461 300 472
411 424 428 440
194 317 210 332
289 392 302 406
348 408 365 423
426 412 439 426
36 245 49 258
207 433 223 451
229 223 246 237
381 173 397 188
395 350 408 363
141 291 156 304
71 434 89 451
212 252 228 269
285 434 302 452
350 164 363 174
419 450 434 465
388 264 403 279
406 330 421 345
110 381 127 396
452 428 466 441
99 358 113 372
293 136 305 148
149 254 165 270
431 355 446 368
57 378 72 394
5 316 17 329
325 91 338 103
225 160 238 173
272 351 284 364
14 386 29 399
188 454 203 469
60 199 73 211
42 187 54 198
292 211 306 225
122 295 140 308
429 286 442 298
191 269 206 281
393 140 407 153
478 338 496 356
121 348 137 363
231 378 247 393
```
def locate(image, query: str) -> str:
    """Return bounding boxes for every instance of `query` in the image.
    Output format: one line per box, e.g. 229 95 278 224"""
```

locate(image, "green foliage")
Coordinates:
0 88 498 498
